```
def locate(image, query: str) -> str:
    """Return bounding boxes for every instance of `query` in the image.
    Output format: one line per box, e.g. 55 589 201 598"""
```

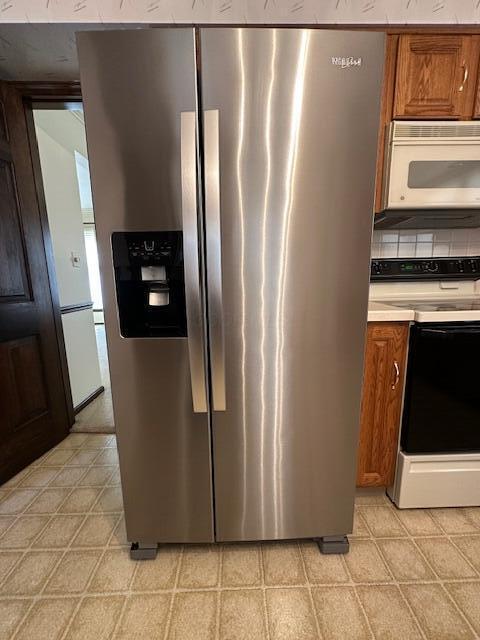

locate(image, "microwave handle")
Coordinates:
459 62 468 93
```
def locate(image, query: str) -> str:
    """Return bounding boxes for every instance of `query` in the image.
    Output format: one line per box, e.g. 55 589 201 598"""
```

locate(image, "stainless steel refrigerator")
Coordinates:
77 27 384 558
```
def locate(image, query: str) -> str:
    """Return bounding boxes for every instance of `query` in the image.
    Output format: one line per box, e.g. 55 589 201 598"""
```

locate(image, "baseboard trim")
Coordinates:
61 301 93 315
74 386 105 414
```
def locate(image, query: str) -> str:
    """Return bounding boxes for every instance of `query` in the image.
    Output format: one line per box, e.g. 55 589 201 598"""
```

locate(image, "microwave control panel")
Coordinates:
371 257 480 281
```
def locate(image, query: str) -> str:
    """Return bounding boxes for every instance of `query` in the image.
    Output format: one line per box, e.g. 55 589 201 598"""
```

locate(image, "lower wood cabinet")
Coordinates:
475 78 480 118
356 322 409 488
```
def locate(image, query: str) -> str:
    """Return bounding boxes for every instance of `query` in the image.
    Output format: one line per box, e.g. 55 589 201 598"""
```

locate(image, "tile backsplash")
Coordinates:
371 229 480 259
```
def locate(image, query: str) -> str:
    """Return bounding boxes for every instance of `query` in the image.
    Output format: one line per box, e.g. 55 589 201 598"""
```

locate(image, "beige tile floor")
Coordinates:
1 434 480 639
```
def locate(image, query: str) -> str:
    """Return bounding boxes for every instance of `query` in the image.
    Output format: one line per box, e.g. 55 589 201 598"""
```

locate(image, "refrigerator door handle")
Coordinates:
181 111 208 413
204 109 226 411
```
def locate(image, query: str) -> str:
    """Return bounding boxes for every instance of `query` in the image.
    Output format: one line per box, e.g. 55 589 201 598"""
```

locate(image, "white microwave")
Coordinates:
383 121 480 210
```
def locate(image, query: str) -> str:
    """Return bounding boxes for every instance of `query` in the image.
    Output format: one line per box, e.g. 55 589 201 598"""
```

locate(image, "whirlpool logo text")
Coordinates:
331 56 362 69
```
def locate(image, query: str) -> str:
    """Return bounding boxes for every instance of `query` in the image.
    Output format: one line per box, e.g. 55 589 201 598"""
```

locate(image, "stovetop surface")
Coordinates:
384 298 480 312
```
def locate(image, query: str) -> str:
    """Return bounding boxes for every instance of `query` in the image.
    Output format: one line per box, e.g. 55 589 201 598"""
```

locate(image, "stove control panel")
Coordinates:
371 258 480 281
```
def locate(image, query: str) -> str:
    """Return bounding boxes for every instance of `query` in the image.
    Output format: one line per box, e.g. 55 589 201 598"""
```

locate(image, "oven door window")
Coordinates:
401 324 480 454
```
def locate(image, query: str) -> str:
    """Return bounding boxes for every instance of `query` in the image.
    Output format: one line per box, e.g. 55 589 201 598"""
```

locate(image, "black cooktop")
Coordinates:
371 257 480 282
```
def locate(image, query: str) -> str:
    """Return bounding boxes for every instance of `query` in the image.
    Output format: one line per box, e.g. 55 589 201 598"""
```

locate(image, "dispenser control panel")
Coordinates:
112 231 186 338
127 239 174 261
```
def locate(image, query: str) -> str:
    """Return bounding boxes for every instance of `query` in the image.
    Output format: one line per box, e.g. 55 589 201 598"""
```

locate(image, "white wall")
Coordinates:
34 110 102 408
35 123 90 307
62 309 102 407
0 1 478 24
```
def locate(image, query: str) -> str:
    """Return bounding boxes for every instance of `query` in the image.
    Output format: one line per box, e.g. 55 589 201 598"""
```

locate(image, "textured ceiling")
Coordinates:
1 2 479 81
0 24 143 81
0 0 478 24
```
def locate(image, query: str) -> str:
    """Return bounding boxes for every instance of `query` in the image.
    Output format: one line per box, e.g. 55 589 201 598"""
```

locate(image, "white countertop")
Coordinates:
368 279 480 322
367 301 415 322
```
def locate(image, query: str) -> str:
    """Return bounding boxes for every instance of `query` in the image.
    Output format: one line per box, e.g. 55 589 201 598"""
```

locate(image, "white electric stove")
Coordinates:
370 257 480 509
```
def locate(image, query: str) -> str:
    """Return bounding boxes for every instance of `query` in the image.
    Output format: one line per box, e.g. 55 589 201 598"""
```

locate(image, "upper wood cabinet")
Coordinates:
394 35 480 119
356 322 409 488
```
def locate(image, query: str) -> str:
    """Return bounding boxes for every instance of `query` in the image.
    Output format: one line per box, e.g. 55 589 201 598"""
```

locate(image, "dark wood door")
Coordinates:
0 82 70 484
394 35 480 119
356 322 409 488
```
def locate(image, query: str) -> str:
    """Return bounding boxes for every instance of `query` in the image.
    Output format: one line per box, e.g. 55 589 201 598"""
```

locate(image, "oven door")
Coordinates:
386 141 480 209
401 323 480 454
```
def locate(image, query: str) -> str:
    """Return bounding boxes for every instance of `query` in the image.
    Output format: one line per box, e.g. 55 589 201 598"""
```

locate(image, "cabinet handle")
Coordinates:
392 360 400 390
459 63 468 92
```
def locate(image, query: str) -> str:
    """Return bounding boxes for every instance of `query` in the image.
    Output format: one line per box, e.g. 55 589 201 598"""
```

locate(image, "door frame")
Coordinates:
11 81 83 428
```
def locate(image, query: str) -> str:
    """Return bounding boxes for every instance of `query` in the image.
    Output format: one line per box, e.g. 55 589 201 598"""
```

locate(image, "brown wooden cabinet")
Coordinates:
474 75 480 118
356 322 409 488
394 35 480 119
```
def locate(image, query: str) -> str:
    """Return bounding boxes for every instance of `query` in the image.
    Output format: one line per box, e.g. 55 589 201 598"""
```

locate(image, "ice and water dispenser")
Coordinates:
112 231 187 337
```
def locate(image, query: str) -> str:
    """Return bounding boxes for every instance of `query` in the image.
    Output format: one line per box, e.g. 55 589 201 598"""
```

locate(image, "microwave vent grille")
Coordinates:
392 121 480 140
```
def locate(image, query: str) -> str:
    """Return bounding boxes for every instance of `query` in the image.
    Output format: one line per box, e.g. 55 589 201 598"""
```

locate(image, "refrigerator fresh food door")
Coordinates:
77 29 214 544
200 28 384 541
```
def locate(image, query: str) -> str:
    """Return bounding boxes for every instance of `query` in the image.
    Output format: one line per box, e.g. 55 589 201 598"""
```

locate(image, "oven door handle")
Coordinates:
421 328 480 336
420 329 448 335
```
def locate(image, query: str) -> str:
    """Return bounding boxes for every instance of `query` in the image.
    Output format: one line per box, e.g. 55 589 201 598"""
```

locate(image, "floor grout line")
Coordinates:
259 543 272 640
4 576 480 597
367 534 429 640
393 584 429 640
351 582 375 640
297 541 324 640
162 544 184 640
215 544 224 640
109 550 141 639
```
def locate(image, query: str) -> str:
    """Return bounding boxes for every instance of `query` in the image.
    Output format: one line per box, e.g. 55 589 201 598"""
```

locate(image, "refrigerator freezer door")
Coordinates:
77 28 214 543
200 28 384 541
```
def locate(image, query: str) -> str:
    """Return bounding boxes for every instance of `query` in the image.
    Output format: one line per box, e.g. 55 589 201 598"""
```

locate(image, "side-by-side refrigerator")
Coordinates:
77 27 384 557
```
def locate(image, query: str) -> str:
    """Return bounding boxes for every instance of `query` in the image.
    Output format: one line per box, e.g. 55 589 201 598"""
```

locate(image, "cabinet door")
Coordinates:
474 74 480 118
394 35 479 119
356 322 408 487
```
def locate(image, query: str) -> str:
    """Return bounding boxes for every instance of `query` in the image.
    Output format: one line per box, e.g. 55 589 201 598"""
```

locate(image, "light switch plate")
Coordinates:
70 251 81 268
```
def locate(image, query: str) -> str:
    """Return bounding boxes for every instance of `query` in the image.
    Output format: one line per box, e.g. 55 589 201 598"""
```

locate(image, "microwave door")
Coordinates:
387 141 480 209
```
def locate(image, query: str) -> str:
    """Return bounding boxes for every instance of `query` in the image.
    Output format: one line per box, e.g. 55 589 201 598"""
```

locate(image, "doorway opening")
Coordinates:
33 103 114 433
